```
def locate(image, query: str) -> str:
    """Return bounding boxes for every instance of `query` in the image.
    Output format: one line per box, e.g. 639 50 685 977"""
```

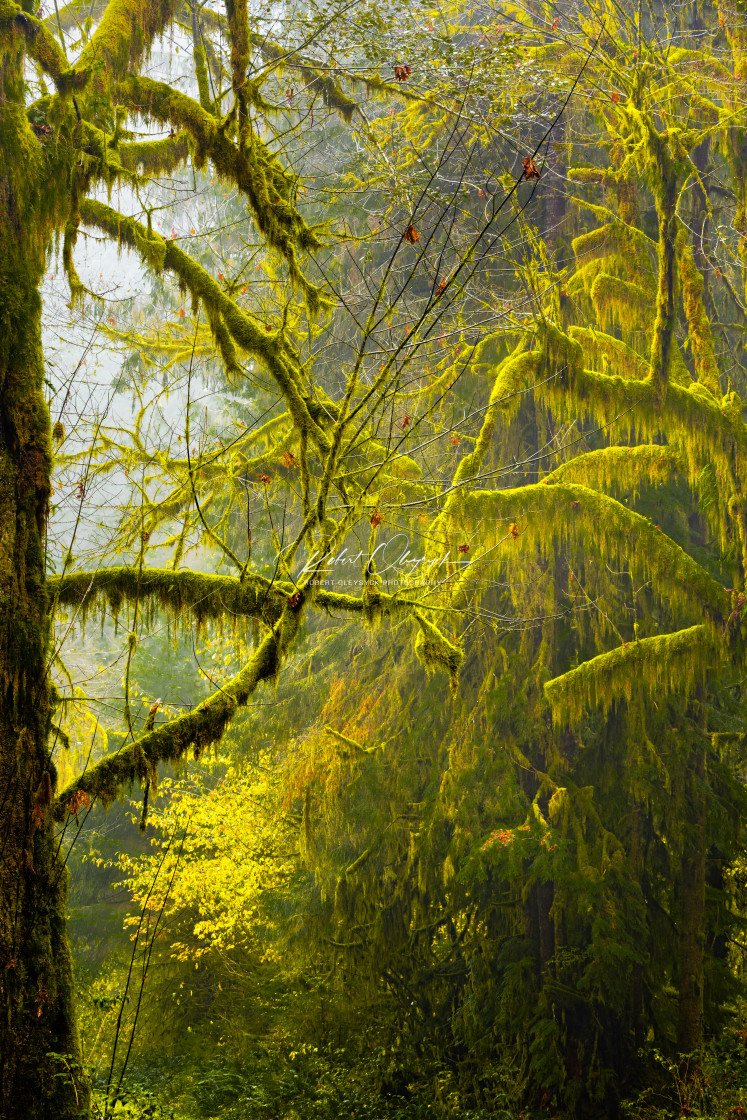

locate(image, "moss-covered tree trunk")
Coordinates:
0 44 89 1120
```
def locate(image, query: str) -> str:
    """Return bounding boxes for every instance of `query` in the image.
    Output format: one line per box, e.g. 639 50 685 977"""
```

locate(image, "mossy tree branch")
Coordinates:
544 625 717 728
456 483 730 626
112 74 324 302
78 198 334 450
52 581 453 817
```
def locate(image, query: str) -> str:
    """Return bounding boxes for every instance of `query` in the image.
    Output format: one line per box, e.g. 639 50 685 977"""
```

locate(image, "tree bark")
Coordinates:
0 69 89 1120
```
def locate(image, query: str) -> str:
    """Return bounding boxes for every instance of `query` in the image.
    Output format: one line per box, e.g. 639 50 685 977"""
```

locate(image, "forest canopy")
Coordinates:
1 0 747 1118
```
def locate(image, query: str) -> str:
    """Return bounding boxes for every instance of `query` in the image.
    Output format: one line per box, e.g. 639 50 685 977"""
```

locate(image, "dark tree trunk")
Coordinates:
677 740 706 1055
0 54 89 1120
631 801 644 1049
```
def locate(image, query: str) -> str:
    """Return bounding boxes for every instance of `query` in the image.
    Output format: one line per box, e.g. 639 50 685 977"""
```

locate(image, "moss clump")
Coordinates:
413 610 462 694
119 132 189 175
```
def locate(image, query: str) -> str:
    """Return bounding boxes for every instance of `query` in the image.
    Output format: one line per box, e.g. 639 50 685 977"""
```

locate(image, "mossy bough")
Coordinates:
53 604 304 817
113 74 324 305
79 198 334 449
544 625 717 727
456 483 729 626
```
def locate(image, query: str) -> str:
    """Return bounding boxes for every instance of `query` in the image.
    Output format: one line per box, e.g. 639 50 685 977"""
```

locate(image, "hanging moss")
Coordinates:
113 74 325 305
119 132 189 175
79 198 333 450
572 223 654 290
52 602 304 816
678 233 721 398
544 625 715 728
0 4 70 86
251 34 357 122
569 326 649 380
454 483 729 626
544 443 685 496
525 339 740 502
77 0 177 86
474 348 537 421
590 273 650 334
49 566 287 628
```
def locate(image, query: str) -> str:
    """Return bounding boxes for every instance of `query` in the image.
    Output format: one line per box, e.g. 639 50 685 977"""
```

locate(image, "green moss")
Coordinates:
113 75 324 306
678 233 721 398
189 1 211 111
119 132 189 175
544 443 685 496
473 344 538 423
51 581 458 815
77 0 177 85
590 273 650 334
569 326 649 380
53 602 304 816
544 625 714 727
78 198 332 450
48 566 287 628
413 609 462 694
0 4 68 83
252 34 357 122
455 483 729 626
